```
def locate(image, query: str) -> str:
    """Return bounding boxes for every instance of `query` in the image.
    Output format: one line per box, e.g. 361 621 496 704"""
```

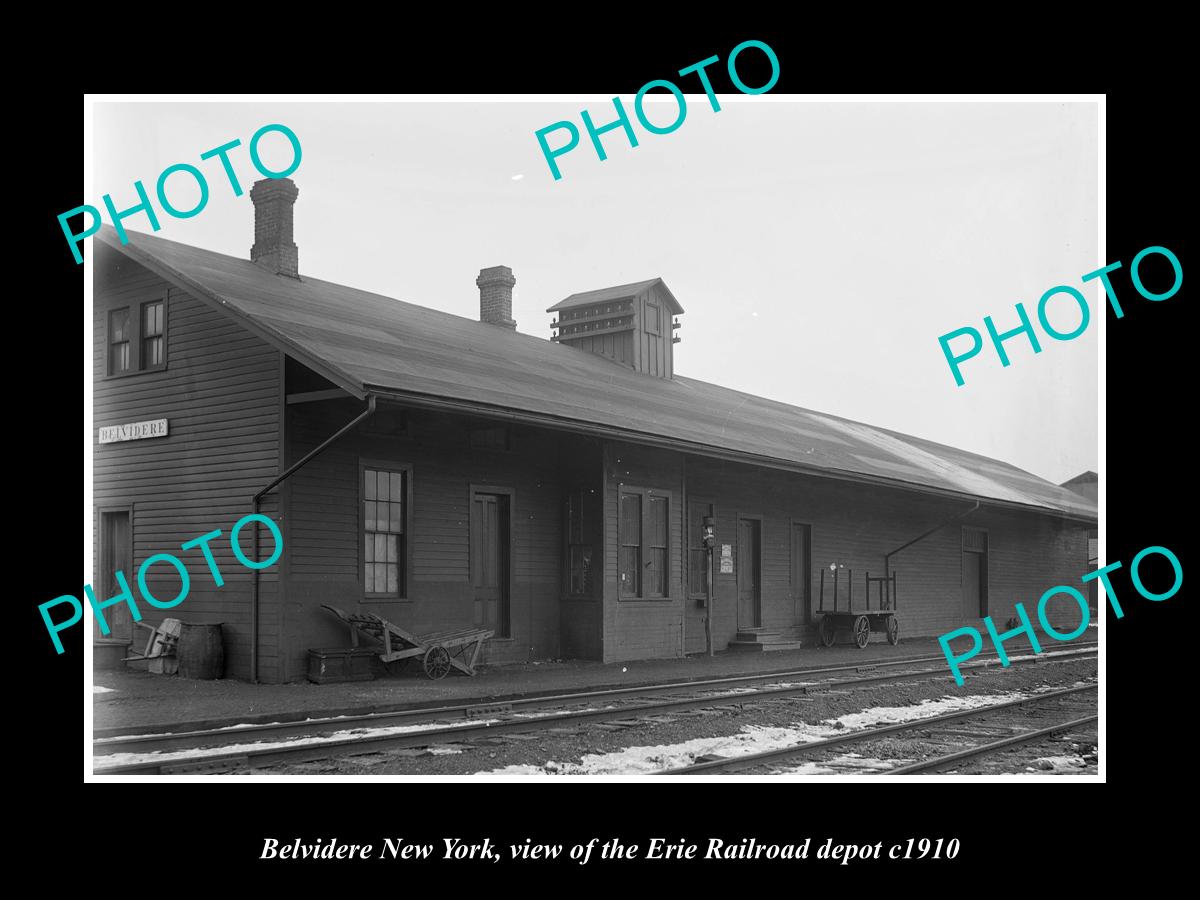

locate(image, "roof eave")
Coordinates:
546 277 685 314
96 229 367 401
363 382 1098 525
654 281 685 315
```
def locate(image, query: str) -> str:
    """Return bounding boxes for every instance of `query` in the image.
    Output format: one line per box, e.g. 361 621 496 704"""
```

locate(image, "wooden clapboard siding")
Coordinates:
93 249 282 681
560 599 601 658
572 331 635 367
601 442 686 662
282 400 563 680
593 445 1091 659
636 284 674 378
557 438 604 658
680 455 1092 650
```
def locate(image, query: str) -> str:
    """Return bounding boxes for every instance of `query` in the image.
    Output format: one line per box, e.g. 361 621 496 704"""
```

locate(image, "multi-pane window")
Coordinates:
646 495 668 596
106 294 167 375
141 301 164 369
619 492 642 597
567 491 593 596
109 308 131 374
619 488 671 600
364 468 407 597
687 500 714 600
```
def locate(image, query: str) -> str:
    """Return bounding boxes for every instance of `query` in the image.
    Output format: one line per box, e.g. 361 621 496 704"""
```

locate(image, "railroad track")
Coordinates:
95 641 1098 744
94 645 1097 775
658 684 1098 776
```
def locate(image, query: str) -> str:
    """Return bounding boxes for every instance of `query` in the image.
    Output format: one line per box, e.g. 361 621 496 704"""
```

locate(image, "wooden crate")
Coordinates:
306 648 377 684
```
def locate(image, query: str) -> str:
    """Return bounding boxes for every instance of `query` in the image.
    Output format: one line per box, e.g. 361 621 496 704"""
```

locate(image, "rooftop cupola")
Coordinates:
548 278 683 378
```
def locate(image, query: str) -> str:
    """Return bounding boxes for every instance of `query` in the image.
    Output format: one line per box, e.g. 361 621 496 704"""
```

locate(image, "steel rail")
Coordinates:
655 684 1098 775
95 642 1099 753
881 714 1099 775
94 652 1097 775
96 646 1015 741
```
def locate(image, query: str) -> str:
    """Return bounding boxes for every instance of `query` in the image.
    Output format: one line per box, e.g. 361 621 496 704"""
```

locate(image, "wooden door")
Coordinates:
790 523 811 625
472 492 510 636
962 552 982 619
962 528 988 619
737 519 761 629
98 511 132 642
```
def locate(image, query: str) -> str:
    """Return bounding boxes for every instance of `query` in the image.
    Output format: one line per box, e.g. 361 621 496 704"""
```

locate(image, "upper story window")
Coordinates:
141 301 164 370
106 293 168 376
108 308 131 374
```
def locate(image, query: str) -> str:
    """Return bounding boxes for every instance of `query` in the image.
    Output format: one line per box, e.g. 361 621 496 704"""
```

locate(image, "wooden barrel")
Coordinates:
177 623 224 679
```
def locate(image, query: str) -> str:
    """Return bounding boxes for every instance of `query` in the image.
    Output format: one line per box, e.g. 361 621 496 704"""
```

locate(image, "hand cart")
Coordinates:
321 605 494 679
815 568 899 649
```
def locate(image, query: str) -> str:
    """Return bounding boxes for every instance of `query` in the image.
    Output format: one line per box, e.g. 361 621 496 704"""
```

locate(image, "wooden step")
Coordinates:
727 639 807 653
734 626 811 642
734 629 782 643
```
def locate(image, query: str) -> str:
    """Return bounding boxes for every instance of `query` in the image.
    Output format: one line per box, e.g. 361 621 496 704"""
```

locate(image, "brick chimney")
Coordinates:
250 178 299 278
477 266 517 329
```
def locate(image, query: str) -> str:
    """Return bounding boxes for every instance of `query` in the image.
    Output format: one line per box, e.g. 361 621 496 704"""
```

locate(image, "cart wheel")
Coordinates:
854 615 870 649
423 646 451 680
886 615 900 646
819 615 836 647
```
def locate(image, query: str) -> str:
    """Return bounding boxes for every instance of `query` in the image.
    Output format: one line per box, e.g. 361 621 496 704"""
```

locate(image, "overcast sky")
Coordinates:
92 99 1098 485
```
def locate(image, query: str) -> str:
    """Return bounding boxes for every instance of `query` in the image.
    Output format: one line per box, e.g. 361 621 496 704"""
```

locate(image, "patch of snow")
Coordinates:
772 754 902 775
829 691 1028 731
93 686 114 694
475 689 1049 776
508 705 616 720
97 720 293 743
94 717 501 770
998 648 1096 665
1025 754 1092 773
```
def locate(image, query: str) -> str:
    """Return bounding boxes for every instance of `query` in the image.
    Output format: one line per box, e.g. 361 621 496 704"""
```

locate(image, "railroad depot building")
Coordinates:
92 179 1097 683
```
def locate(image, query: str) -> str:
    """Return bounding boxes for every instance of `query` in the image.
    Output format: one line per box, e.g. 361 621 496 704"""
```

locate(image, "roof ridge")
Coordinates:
97 227 1096 522
103 226 556 343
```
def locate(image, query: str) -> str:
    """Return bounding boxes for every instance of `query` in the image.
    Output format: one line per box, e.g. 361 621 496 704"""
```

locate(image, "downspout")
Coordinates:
680 454 687 657
883 500 981 597
250 394 377 683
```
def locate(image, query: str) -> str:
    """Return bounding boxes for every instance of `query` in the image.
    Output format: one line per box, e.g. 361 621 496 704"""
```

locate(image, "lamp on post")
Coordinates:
702 515 716 657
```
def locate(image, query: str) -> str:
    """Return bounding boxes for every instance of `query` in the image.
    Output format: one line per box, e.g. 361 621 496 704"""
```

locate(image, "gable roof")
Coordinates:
97 227 1096 523
1060 471 1098 505
547 278 684 315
